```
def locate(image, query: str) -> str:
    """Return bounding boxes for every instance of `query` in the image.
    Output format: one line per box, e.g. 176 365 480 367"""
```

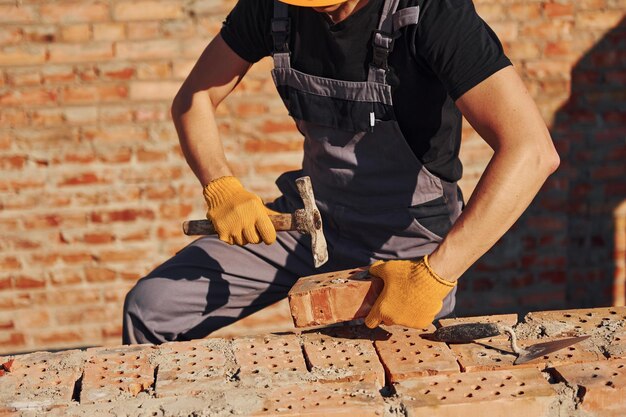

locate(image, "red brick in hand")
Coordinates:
288 267 382 328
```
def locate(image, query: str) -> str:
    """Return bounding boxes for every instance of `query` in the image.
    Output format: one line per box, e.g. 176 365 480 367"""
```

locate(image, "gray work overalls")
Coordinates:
123 0 461 345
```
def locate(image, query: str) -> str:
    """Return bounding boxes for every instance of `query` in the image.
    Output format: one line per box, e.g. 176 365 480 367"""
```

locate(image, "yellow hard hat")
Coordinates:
278 0 349 6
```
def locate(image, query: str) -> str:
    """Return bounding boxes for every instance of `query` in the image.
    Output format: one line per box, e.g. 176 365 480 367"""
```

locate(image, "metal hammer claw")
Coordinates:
182 176 329 268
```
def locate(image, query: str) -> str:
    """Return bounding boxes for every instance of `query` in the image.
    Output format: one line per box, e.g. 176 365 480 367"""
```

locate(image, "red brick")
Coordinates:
0 319 14 330
0 256 21 271
42 66 77 84
576 10 624 29
232 102 268 117
81 345 156 404
58 172 111 186
0 330 26 348
508 3 541 19
84 267 116 283
90 208 155 223
116 39 181 60
158 203 193 219
543 3 574 18
154 339 232 398
396 367 558 417
0 109 28 127
60 24 91 42
14 310 50 329
93 23 126 41
553 359 626 413
302 330 385 386
450 336 605 372
61 84 129 103
260 119 299 134
126 22 160 39
101 65 135 80
5 69 41 87
129 81 181 101
40 2 109 23
232 334 308 382
0 350 84 410
82 232 115 244
42 289 101 306
250 381 385 416
33 330 84 347
0 277 11 291
134 105 168 122
374 325 459 382
48 42 114 64
523 307 626 338
113 1 184 21
14 275 46 289
0 89 57 107
0 5 37 23
288 267 382 328
55 305 117 325
244 138 303 153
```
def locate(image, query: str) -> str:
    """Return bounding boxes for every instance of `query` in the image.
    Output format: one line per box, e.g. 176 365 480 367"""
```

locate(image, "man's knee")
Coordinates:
123 277 170 344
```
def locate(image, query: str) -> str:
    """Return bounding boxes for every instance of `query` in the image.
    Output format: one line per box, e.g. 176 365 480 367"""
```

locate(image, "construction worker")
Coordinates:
123 0 559 344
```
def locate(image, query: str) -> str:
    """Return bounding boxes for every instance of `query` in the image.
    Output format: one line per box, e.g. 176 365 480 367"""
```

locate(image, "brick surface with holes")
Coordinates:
1 306 626 416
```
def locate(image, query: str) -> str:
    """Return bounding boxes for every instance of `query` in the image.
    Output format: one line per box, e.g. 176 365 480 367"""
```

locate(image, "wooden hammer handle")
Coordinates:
183 214 297 235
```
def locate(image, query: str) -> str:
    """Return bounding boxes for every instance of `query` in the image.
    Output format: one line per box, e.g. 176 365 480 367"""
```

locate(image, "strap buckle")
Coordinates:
271 17 291 53
371 29 396 70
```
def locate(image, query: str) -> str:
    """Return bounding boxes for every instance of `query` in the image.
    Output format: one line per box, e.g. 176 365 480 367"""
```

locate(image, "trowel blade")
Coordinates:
514 335 590 365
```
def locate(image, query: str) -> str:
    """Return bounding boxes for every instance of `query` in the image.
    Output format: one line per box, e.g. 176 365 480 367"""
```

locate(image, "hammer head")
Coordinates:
295 176 328 268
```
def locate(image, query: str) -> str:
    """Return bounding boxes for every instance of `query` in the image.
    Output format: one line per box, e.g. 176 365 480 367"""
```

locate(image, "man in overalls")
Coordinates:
123 0 560 344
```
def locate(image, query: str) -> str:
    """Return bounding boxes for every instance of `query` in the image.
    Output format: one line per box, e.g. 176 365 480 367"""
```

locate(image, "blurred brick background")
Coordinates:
0 0 624 354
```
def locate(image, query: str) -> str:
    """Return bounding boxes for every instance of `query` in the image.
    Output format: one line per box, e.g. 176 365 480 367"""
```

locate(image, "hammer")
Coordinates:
182 176 328 268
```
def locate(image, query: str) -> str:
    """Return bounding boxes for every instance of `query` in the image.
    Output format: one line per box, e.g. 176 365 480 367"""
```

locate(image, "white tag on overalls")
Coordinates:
370 112 375 127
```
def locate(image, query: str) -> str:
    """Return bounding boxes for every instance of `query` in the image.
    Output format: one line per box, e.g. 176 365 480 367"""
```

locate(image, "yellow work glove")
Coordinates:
364 255 456 329
203 176 276 245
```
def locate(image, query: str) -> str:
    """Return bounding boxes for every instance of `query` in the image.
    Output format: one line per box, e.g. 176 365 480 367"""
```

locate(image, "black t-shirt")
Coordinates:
220 0 511 182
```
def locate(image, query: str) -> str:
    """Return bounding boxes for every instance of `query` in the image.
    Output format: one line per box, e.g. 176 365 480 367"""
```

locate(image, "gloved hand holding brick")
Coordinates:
364 255 457 329
203 176 276 246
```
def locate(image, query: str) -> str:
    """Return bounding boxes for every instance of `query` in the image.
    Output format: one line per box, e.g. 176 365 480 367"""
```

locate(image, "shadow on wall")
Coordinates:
455 17 626 316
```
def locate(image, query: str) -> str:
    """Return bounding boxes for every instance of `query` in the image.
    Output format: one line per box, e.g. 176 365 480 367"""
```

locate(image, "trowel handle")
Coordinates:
432 323 502 343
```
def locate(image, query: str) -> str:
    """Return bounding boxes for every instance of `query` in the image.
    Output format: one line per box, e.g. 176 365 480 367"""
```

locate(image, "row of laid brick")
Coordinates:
1 306 626 415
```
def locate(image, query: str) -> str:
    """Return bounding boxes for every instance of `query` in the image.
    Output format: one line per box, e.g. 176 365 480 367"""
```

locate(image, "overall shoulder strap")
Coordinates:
271 0 291 69
368 0 401 83
393 2 420 32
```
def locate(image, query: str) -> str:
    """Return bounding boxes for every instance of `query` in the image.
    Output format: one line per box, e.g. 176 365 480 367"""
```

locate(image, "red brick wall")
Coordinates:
0 0 624 354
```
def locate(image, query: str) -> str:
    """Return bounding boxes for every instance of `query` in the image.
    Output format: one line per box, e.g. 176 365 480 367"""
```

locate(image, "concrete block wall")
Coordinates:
0 0 625 354
1 306 626 416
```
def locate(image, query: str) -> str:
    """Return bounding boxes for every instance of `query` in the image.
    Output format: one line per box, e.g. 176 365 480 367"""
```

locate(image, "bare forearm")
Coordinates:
427 66 560 281
172 91 231 186
171 34 251 187
429 144 558 280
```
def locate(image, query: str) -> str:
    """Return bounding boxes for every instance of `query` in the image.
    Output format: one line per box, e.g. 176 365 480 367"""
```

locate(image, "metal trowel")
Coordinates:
428 322 590 365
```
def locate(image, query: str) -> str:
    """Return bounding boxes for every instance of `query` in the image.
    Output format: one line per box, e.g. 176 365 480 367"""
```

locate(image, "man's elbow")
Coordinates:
171 87 190 122
543 137 561 176
532 140 560 180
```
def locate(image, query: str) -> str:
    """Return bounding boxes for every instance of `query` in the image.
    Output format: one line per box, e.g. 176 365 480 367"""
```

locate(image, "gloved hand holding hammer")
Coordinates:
203 176 276 246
